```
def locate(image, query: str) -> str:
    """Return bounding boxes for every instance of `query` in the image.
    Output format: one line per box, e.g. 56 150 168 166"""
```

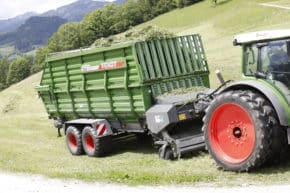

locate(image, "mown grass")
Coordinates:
1 84 290 186
1 0 290 186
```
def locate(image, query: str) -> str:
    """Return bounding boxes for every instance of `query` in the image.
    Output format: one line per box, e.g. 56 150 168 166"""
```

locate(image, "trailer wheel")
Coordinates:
203 90 280 171
66 126 84 155
82 126 112 157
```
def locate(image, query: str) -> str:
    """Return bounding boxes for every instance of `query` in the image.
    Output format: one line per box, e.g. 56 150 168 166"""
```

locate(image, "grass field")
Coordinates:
1 0 290 186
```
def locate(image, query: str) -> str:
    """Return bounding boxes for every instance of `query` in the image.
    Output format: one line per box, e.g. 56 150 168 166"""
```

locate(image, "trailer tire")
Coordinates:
203 90 280 171
66 126 84 155
82 126 113 157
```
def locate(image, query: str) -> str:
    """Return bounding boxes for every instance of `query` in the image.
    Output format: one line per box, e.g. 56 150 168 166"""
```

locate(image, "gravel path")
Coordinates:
2 172 290 193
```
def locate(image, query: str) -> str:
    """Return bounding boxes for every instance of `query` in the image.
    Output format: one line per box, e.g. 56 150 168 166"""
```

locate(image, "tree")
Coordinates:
111 0 144 32
31 47 50 74
176 0 185 8
137 0 156 21
47 22 89 52
82 4 118 44
176 0 199 8
0 58 9 90
154 0 176 15
6 56 32 86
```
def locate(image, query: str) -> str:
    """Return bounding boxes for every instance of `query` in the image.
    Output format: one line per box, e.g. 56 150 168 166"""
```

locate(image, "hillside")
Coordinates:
0 0 125 57
0 16 67 52
0 0 113 34
136 0 290 85
0 12 37 34
2 0 290 185
42 0 127 22
42 0 110 22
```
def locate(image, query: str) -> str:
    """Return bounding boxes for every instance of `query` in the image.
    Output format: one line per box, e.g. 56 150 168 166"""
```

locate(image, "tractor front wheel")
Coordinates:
203 90 281 171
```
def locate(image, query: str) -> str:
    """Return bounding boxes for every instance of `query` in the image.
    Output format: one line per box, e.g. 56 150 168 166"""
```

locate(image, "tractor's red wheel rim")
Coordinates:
68 133 77 150
209 103 255 164
85 134 95 152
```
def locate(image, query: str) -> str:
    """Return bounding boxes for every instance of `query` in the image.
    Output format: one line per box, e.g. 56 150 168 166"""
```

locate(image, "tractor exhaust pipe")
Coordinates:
215 70 225 84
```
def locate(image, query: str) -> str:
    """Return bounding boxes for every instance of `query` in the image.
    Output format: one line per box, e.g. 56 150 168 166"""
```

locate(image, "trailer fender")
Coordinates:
219 80 289 126
64 119 113 137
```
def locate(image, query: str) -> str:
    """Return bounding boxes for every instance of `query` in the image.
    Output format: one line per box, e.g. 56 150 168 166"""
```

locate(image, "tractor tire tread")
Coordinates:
203 89 281 171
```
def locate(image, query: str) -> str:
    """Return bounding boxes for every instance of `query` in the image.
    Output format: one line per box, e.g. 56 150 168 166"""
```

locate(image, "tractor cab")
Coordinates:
234 30 290 88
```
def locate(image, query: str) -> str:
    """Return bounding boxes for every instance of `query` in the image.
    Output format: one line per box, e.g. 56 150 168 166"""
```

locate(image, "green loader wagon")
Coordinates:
36 34 211 159
36 31 290 172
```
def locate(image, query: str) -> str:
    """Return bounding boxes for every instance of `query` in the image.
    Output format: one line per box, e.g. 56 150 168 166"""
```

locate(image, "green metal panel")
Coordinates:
36 34 210 124
134 34 210 97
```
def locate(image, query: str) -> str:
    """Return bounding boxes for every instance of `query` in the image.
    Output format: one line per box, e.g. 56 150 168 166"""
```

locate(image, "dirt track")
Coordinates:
2 172 290 193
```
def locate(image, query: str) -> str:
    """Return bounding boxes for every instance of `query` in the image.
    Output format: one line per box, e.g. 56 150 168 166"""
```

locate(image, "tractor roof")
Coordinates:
233 29 290 45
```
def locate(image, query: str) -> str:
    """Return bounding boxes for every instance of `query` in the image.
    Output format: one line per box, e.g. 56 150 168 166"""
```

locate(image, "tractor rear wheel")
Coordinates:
203 89 284 171
82 126 113 157
66 126 84 155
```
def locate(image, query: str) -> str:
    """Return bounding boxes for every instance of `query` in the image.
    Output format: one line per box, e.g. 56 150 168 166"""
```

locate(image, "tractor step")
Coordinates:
156 132 205 160
175 133 205 155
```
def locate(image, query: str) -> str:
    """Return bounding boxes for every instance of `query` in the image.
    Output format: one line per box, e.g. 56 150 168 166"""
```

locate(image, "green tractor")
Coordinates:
203 30 290 171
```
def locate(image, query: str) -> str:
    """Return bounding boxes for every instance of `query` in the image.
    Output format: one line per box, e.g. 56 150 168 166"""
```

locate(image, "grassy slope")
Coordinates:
1 0 290 185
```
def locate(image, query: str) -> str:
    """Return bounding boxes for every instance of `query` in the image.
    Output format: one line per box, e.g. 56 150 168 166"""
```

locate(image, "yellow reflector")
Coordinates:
178 113 186 120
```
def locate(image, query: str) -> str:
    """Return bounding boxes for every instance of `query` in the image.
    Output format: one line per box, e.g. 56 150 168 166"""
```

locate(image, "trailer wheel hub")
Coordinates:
209 103 255 164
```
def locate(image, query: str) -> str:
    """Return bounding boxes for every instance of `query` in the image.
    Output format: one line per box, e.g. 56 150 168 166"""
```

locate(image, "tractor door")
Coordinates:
244 40 290 88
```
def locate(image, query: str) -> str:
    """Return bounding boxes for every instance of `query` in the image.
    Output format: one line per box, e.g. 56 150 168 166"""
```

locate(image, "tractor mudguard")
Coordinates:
218 80 290 126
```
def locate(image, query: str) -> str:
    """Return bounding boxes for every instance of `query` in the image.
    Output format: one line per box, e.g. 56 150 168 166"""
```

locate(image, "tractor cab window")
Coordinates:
261 40 290 86
244 40 290 87
263 40 290 72
244 45 258 75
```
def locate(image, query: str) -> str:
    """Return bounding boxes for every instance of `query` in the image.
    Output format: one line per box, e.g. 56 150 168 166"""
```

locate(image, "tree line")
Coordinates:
33 0 202 71
0 0 202 91
0 56 38 90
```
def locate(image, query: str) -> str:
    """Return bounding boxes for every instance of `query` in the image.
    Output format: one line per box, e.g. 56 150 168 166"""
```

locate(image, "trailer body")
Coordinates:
36 35 210 133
